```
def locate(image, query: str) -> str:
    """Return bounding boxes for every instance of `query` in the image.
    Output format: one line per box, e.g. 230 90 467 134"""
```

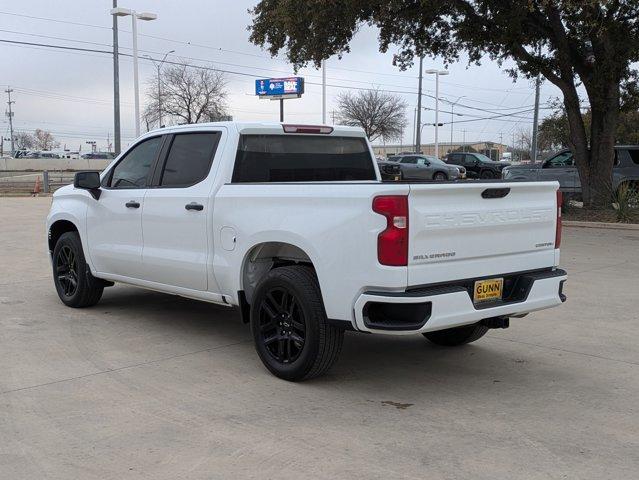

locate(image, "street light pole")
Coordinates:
112 0 121 155
144 50 174 128
110 7 157 137
424 69 449 158
131 13 140 136
321 60 326 124
415 56 424 153
450 95 465 152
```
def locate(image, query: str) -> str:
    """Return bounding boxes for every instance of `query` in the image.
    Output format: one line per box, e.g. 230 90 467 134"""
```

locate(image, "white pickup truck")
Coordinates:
47 122 567 380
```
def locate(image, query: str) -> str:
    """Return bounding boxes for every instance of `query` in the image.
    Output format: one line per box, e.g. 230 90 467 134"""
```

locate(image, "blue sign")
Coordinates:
255 77 304 97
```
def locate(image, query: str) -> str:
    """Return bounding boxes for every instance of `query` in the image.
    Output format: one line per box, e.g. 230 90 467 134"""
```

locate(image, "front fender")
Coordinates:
47 190 94 271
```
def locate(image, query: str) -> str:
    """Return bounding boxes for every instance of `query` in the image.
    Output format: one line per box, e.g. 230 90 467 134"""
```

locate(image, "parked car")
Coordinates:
82 152 116 160
380 154 465 180
377 161 402 181
502 146 639 199
46 122 566 381
444 152 509 179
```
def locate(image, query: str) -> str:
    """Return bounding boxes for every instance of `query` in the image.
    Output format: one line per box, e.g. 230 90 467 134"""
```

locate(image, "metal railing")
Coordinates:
0 170 100 195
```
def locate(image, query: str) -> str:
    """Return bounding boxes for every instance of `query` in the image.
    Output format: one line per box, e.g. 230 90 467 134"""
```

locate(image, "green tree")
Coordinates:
539 99 639 150
250 0 639 208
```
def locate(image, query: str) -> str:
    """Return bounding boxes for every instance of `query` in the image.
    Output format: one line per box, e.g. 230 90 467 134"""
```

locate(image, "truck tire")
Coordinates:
422 322 489 346
433 171 448 181
52 231 104 308
250 265 344 381
480 170 495 179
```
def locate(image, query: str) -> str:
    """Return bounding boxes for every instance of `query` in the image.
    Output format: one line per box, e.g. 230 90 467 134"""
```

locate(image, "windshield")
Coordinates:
428 157 446 165
474 153 494 163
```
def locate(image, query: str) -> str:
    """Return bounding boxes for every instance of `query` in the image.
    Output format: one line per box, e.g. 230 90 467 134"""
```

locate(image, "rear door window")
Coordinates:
232 135 376 182
159 132 221 187
627 149 639 165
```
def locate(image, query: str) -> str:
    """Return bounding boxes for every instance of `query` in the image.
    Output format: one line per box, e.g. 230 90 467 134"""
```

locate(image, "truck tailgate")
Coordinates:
407 181 559 287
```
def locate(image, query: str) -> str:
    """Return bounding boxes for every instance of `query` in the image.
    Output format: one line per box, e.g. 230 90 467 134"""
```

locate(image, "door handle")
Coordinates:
125 201 140 209
185 202 204 211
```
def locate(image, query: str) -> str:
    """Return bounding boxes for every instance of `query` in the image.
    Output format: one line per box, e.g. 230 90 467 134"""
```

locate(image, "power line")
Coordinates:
0 9 545 95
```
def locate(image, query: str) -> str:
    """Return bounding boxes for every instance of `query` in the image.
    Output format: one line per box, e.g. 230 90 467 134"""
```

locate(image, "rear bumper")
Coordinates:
353 269 567 335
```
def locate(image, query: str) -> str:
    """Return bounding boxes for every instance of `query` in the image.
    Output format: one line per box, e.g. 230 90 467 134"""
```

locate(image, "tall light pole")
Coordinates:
450 95 465 152
144 50 174 128
321 60 326 124
110 7 157 137
424 69 448 158
112 0 121 155
415 56 424 153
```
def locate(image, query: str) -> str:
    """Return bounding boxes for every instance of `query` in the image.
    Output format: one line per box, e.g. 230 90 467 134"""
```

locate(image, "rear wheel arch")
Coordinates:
240 241 316 306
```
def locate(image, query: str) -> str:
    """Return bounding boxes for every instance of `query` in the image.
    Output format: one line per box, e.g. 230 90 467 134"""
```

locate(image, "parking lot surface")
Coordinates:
1 197 638 479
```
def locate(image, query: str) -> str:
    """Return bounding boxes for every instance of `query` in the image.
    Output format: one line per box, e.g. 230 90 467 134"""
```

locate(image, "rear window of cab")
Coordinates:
232 134 376 183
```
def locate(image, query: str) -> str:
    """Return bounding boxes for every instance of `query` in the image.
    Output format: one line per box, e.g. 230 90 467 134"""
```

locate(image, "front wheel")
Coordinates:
433 172 448 181
52 231 103 307
250 266 344 381
480 170 495 179
423 322 489 346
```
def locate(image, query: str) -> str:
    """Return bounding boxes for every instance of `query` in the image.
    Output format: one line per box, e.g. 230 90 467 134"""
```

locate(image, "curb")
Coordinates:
563 220 639 231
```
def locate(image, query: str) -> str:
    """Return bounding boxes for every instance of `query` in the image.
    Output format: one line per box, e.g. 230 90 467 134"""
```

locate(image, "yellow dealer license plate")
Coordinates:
473 278 503 303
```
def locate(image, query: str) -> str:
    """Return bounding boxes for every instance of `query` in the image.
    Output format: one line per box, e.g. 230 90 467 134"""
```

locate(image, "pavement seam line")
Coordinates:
0 339 251 395
487 335 639 366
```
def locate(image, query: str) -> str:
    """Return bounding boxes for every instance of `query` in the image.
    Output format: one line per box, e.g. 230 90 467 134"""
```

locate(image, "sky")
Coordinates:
0 0 563 152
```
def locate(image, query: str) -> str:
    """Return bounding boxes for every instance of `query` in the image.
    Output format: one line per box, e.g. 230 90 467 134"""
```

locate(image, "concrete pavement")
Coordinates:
1 197 637 479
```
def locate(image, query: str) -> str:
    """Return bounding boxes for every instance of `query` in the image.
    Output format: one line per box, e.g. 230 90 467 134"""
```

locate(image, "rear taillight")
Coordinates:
555 190 562 248
372 195 408 266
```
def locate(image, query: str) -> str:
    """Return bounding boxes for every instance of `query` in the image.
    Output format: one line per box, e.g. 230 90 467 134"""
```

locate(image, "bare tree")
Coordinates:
33 129 60 150
143 60 228 128
336 89 407 142
14 132 35 150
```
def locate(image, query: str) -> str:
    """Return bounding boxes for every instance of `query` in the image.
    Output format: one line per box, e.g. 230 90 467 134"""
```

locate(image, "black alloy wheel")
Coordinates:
258 287 306 364
52 231 104 307
250 265 344 381
56 245 78 297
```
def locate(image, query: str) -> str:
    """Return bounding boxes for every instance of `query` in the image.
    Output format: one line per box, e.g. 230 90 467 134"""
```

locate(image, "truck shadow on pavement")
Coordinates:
88 286 566 396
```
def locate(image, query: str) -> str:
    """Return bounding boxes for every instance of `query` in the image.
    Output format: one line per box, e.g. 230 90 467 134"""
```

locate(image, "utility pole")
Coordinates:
5 87 15 153
415 56 423 153
462 129 466 152
321 60 326 124
112 0 121 155
411 108 417 149
531 74 541 163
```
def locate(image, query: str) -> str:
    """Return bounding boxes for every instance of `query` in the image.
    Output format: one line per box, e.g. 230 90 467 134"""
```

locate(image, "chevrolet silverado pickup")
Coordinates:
46 122 567 381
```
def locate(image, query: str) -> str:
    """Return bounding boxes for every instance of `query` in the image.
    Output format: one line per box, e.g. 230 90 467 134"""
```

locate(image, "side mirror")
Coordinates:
74 171 101 199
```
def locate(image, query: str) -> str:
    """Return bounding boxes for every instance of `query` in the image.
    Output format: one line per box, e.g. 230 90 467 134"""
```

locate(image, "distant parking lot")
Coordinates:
1 197 638 479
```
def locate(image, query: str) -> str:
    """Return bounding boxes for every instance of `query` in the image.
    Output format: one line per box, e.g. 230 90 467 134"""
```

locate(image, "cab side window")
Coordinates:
547 152 574 168
159 132 221 188
462 154 477 165
401 157 418 164
108 136 163 189
448 153 463 164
